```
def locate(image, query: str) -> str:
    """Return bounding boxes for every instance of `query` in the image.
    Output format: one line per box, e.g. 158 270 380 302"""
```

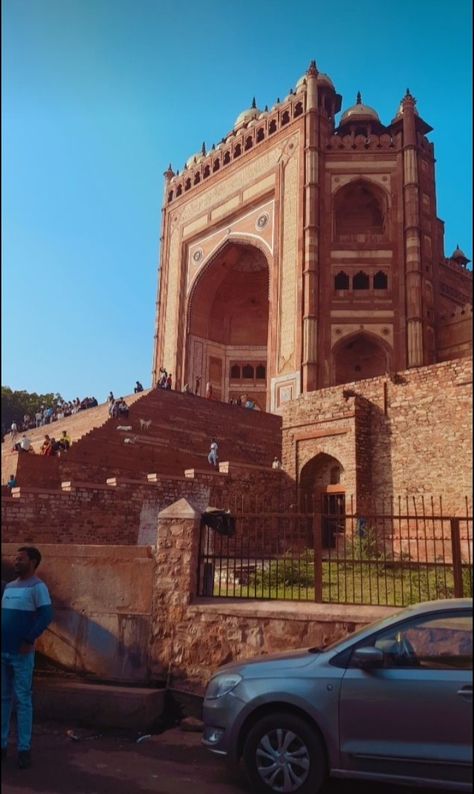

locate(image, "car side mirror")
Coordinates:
352 646 384 669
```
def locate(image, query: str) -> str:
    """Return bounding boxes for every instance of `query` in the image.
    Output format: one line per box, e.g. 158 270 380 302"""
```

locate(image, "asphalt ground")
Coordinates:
1 723 446 794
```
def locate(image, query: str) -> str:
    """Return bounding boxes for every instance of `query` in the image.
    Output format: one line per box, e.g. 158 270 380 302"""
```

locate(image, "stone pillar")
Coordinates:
302 61 320 392
401 93 424 367
149 497 202 680
152 165 175 386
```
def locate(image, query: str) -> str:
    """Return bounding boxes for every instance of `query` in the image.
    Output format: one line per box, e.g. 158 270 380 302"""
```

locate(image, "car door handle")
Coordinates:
457 686 472 698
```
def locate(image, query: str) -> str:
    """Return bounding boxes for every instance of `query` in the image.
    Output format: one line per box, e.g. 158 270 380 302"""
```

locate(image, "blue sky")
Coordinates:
2 0 472 402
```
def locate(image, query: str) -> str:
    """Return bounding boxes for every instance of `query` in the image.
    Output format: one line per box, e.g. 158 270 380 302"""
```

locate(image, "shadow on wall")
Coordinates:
1 553 154 685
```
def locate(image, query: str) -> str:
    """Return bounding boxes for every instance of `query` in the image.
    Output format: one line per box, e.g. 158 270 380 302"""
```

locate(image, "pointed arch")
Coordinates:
332 331 391 385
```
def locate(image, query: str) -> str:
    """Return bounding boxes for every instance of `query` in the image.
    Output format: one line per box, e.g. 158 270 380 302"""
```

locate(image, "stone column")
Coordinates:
152 165 175 386
401 93 424 367
302 61 320 392
149 497 202 680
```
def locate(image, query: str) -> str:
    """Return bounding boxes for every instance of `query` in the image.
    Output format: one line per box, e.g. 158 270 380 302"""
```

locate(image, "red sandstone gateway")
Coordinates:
202 598 473 793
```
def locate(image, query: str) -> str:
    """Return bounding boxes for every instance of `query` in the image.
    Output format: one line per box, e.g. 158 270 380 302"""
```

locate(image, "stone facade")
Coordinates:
154 62 472 412
282 357 472 514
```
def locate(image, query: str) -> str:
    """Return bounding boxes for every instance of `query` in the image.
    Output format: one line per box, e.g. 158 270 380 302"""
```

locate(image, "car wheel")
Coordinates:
242 711 327 794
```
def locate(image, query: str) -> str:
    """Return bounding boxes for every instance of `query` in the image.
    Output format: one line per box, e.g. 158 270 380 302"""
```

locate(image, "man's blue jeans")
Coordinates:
1 651 35 751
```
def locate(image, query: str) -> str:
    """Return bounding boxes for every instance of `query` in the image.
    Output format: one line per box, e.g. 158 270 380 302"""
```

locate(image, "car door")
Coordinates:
338 609 472 786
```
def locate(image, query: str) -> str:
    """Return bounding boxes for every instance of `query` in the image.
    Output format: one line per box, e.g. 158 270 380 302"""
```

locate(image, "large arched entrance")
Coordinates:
186 241 270 406
333 332 390 386
299 453 345 548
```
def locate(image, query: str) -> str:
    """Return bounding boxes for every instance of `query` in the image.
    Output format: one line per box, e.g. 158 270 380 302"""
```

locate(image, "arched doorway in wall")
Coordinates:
333 332 390 386
299 453 345 548
186 241 270 406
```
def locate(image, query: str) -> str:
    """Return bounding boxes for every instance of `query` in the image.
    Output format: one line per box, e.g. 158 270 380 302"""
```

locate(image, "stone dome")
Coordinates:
317 73 335 89
185 153 204 169
295 72 334 92
340 93 380 124
234 99 260 129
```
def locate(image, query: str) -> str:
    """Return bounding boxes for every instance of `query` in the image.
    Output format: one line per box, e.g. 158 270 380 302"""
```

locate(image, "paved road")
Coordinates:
2 724 444 794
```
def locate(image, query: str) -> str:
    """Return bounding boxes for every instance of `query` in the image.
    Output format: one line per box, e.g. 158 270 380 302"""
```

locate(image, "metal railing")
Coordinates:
197 496 473 607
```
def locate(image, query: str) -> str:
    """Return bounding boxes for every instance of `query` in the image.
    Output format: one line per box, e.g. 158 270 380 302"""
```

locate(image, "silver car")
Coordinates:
202 598 472 793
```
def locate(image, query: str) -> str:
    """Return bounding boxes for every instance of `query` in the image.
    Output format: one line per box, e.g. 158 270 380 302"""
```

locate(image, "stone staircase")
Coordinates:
3 388 282 488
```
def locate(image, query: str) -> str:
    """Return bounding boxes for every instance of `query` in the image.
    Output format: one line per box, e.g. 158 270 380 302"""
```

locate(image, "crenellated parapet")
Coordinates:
326 132 400 151
166 92 306 205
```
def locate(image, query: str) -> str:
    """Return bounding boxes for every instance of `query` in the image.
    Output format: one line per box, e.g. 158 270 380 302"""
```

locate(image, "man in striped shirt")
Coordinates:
1 547 53 769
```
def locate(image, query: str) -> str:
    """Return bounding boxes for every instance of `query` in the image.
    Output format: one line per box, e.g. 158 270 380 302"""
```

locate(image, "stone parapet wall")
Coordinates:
1 543 154 683
1 464 286 546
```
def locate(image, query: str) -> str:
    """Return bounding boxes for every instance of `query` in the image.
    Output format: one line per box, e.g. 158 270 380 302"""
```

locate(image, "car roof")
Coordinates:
404 598 472 615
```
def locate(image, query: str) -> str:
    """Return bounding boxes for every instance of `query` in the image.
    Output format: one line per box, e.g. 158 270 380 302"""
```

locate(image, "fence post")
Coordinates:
450 518 464 597
313 511 323 602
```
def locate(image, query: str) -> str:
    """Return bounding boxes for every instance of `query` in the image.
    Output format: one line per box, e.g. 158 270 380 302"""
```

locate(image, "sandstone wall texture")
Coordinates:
1 543 154 683
281 357 472 513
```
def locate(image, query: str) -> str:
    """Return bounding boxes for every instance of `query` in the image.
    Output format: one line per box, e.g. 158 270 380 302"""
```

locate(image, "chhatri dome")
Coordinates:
295 71 335 92
234 97 260 129
340 91 380 124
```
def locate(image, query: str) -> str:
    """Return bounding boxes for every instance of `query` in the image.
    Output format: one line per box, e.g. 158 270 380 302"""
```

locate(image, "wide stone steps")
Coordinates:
5 387 281 489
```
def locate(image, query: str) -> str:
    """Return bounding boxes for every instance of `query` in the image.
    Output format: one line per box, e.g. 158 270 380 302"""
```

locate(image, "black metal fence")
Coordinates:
197 496 473 607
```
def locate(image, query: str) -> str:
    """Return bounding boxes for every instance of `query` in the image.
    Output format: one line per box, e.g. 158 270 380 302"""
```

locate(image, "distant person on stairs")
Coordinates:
208 439 219 468
206 382 213 400
58 431 71 452
134 381 144 393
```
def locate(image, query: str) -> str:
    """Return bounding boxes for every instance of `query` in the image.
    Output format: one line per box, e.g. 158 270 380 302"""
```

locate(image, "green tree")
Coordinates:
1 387 63 435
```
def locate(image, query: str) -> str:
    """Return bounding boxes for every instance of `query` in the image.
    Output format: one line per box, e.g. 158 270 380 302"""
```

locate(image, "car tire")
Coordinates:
242 711 327 794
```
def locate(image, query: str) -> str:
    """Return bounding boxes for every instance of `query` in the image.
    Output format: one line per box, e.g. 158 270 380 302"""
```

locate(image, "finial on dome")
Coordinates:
251 97 257 109
307 59 318 76
201 142 206 156
356 91 362 104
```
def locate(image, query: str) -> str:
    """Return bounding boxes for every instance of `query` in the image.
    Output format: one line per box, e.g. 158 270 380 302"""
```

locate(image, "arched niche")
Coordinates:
333 179 388 242
186 241 270 405
333 331 390 386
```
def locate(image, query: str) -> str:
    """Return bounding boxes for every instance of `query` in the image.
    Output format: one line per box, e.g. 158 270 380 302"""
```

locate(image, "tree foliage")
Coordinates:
1 387 63 433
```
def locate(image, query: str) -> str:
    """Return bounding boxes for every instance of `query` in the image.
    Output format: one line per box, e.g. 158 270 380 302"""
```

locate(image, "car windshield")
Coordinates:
308 606 407 653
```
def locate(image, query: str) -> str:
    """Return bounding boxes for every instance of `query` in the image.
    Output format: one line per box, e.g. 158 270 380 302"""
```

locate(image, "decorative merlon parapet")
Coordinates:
165 93 306 206
440 257 473 277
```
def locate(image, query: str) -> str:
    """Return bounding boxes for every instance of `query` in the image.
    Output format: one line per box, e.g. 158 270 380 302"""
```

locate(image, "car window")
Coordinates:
371 613 473 670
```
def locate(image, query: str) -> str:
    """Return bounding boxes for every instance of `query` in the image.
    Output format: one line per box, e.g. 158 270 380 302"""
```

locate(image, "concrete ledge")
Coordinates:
184 468 228 479
188 597 397 624
61 481 113 491
218 461 284 474
34 679 165 730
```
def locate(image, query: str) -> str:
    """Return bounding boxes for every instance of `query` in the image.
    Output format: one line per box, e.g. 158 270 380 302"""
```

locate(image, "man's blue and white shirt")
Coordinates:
1 577 53 653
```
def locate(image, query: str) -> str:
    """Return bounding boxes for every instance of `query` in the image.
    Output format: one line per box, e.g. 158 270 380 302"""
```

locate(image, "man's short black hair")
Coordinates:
17 546 42 569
